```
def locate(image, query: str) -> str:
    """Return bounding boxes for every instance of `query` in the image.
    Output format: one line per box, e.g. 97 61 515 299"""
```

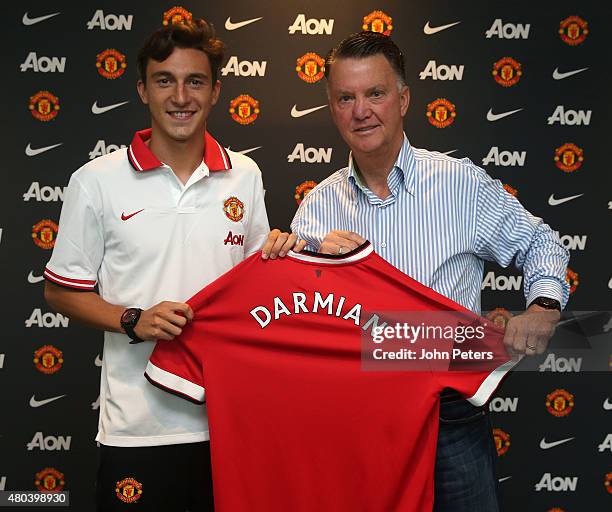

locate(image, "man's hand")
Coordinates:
261 229 307 259
503 304 560 355
133 301 193 341
319 230 366 255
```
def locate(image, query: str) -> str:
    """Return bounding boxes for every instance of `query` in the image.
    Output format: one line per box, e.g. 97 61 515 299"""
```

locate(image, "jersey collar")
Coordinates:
287 242 374 265
127 129 232 173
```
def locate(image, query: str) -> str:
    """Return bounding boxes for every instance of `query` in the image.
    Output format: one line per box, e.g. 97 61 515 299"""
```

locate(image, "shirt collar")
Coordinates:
347 134 416 198
127 129 232 173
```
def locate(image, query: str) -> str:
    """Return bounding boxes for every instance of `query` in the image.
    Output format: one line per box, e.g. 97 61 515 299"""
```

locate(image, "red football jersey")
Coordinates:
146 243 515 512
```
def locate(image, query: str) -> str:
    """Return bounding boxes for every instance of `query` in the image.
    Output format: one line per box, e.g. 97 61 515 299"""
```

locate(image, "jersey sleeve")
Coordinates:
44 175 103 290
145 319 206 404
244 164 270 257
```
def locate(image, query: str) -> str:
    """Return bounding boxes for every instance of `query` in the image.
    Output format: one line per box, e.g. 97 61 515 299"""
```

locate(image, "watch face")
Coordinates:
122 309 138 324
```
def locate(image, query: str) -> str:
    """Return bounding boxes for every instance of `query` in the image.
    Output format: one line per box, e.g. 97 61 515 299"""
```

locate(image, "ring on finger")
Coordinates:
526 343 537 351
338 246 344 255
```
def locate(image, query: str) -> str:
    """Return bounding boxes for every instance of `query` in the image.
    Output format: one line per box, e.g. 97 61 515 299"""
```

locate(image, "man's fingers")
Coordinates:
156 319 182 338
294 239 307 253
261 229 281 260
278 233 298 258
268 232 290 259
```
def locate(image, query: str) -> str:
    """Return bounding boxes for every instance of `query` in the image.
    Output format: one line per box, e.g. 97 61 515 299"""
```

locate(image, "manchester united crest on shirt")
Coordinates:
492 57 522 87
229 95 260 125
29 91 60 121
485 308 513 330
35 467 65 492
32 219 59 249
96 49 126 79
545 389 574 417
33 345 64 375
162 6 192 26
559 16 588 45
296 53 325 83
426 98 456 128
116 477 143 503
223 197 245 222
492 428 511 456
554 143 583 172
503 184 518 197
295 181 317 205
362 10 393 36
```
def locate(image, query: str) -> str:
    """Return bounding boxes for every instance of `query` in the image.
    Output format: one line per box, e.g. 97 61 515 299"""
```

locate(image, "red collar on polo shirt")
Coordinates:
127 128 232 172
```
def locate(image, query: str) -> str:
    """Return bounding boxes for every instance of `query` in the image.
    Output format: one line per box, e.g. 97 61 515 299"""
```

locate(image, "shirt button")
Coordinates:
381 242 387 248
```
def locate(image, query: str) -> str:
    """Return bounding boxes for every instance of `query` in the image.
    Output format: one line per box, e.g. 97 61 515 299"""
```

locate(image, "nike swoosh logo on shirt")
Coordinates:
94 354 103 367
91 100 129 115
604 398 612 410
225 16 263 31
498 476 512 483
22 11 61 26
121 209 144 221
423 20 461 35
291 104 327 118
25 142 63 157
29 394 66 408
539 437 574 450
28 271 44 284
548 193 584 206
552 67 589 80
486 108 523 122
237 146 262 155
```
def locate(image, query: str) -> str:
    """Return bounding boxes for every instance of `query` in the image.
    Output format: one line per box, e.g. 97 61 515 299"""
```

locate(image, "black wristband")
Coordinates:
120 308 144 344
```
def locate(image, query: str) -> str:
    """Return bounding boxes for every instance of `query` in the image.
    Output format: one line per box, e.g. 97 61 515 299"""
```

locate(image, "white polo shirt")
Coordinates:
45 128 270 447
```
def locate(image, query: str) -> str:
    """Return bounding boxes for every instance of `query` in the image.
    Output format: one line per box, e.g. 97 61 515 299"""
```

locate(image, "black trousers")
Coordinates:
96 441 214 511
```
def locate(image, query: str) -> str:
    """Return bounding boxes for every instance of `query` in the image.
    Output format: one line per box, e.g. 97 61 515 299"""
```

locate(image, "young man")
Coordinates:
291 32 570 511
44 19 292 511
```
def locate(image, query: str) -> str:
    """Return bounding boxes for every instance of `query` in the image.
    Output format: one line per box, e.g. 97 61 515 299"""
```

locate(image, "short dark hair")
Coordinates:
324 31 407 86
137 19 225 84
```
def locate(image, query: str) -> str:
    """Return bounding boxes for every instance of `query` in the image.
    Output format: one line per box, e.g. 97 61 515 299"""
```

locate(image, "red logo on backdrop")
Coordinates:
32 220 59 249
229 95 260 125
492 428 511 456
559 16 588 45
554 143 583 172
29 91 60 121
96 49 126 79
223 197 245 222
548 509 565 512
162 6 192 26
604 472 612 495
503 184 518 197
566 268 579 294
485 308 513 330
296 53 325 83
33 345 63 374
35 468 65 492
295 181 317 205
492 57 522 87
426 98 456 128
116 477 143 503
546 389 574 417
362 10 393 36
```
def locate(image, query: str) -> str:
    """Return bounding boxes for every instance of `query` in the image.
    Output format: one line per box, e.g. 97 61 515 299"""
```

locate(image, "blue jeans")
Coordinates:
434 396 499 512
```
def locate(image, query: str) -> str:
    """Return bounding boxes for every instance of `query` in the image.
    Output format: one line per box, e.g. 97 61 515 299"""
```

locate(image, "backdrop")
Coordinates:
2 1 611 510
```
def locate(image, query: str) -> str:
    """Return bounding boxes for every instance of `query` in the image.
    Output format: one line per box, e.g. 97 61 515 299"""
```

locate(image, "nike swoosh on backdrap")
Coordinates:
548 193 584 206
225 16 263 31
552 67 589 80
91 100 129 115
28 271 45 284
25 142 63 157
486 108 523 122
22 12 61 26
29 394 67 407
423 20 461 35
291 104 327 118
539 437 574 450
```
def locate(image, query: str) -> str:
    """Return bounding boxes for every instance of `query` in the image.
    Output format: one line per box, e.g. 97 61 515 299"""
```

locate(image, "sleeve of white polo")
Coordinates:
44 174 104 291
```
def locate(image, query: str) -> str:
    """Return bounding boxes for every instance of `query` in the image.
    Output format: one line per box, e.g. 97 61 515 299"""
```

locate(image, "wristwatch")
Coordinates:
120 308 144 344
528 297 561 311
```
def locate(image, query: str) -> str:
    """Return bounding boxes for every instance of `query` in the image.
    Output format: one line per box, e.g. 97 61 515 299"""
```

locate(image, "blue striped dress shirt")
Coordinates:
291 135 570 314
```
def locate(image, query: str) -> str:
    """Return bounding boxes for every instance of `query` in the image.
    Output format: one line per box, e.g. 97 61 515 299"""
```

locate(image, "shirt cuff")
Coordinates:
526 278 565 310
